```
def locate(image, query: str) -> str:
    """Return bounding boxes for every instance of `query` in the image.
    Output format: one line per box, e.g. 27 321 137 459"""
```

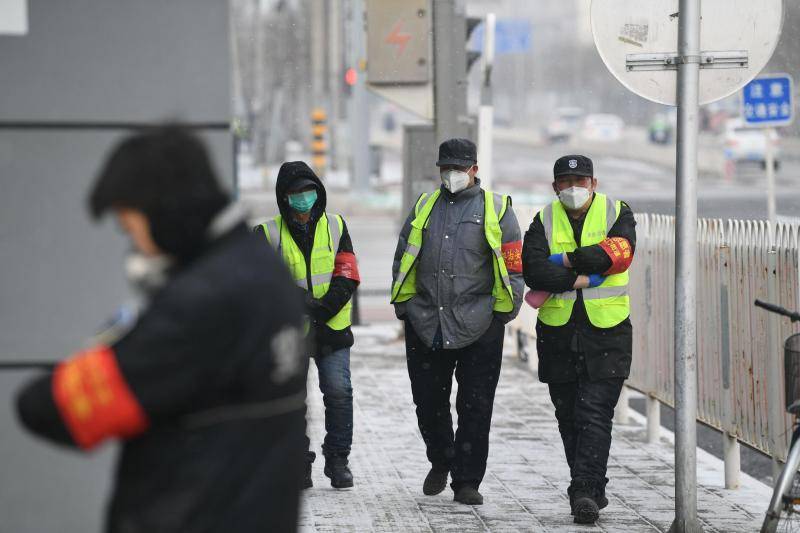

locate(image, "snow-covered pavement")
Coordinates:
299 324 771 532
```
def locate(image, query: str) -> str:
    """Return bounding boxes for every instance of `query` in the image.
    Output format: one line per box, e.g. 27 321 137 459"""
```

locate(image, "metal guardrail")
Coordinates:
628 215 800 466
509 209 800 487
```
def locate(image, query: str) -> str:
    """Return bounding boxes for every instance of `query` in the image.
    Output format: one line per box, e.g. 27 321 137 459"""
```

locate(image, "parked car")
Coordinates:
580 113 624 142
722 118 780 169
543 107 583 143
648 113 674 144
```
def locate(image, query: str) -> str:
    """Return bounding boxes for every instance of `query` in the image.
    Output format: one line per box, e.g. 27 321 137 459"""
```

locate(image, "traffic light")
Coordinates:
342 67 356 97
345 67 358 87
310 108 327 177
466 17 482 71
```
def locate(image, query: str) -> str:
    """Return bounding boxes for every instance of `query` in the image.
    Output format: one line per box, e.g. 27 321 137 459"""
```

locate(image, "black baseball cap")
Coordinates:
436 138 477 168
553 155 593 178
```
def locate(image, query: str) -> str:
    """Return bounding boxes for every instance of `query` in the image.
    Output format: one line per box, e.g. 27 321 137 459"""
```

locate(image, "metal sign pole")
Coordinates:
670 0 704 531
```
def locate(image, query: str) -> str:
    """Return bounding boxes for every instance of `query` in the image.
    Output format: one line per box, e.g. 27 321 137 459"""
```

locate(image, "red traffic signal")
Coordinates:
345 67 358 86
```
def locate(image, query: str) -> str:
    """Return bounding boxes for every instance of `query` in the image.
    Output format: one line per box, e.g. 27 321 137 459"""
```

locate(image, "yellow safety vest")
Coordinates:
536 193 630 328
390 189 515 312
261 213 352 330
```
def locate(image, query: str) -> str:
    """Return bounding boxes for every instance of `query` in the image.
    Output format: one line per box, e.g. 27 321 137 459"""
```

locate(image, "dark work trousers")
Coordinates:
547 352 624 498
404 317 504 491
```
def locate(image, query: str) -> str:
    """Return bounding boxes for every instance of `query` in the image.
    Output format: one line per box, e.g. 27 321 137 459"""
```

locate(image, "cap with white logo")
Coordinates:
553 154 593 178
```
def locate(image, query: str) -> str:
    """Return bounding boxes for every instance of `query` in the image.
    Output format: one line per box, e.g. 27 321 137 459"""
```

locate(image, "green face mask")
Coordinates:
287 190 318 213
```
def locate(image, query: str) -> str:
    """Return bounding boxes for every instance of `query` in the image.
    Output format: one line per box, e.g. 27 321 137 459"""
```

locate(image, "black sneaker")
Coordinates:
453 486 484 505
323 455 354 489
573 495 600 524
422 468 449 495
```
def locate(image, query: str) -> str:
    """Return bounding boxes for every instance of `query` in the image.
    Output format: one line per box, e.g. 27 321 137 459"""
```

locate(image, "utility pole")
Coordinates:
432 0 470 143
310 0 326 107
252 0 267 165
477 13 495 190
327 0 343 171
348 0 370 191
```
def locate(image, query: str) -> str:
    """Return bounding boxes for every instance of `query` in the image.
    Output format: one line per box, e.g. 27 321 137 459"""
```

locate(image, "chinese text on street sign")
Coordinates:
742 74 794 127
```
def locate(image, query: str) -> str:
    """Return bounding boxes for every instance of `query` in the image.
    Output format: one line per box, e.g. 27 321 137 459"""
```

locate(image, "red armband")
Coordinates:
333 252 361 282
52 346 149 450
598 237 634 275
501 240 523 273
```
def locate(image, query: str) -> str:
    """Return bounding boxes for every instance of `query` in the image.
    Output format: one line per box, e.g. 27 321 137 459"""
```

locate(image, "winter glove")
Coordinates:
307 298 329 322
547 253 566 267
587 274 606 288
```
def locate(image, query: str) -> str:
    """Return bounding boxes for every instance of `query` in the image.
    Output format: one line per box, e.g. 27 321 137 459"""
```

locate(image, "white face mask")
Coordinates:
558 186 592 210
441 169 470 194
125 252 173 297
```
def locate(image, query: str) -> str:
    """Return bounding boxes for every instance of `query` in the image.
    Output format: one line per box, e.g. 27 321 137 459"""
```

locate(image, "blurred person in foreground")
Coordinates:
390 138 524 505
256 161 360 490
521 155 635 524
15 126 308 533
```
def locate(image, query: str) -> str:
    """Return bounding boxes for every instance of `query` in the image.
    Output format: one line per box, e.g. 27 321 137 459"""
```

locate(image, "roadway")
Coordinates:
491 132 800 220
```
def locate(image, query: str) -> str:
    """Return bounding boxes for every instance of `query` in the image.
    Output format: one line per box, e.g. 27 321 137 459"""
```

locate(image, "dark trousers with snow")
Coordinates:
404 317 504 491
547 358 624 498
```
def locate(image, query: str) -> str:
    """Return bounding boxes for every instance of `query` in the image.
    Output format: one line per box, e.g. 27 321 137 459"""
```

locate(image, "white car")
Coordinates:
544 107 583 143
723 118 780 168
580 114 624 142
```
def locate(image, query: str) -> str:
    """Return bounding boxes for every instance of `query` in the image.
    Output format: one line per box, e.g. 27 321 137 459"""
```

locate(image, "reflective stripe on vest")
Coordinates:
537 193 630 328
390 189 514 313
261 213 351 330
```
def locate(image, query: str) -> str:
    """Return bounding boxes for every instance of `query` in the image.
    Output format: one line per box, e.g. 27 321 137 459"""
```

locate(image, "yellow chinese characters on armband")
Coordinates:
52 345 149 449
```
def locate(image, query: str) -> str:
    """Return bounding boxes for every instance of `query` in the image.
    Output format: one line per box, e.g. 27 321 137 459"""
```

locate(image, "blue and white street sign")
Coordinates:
470 19 531 55
741 74 794 127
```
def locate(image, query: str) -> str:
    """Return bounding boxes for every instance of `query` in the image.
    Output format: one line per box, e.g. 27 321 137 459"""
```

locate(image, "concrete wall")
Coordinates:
0 2 231 531
0 0 232 361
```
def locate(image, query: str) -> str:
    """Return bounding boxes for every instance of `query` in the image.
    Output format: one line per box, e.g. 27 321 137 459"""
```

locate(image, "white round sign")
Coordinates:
590 0 784 105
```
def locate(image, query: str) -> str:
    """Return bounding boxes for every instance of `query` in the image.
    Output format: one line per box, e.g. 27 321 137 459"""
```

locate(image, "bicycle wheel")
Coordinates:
763 439 800 532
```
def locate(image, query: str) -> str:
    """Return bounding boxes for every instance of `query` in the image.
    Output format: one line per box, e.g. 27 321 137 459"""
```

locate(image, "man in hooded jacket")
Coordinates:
15 126 308 533
256 161 360 489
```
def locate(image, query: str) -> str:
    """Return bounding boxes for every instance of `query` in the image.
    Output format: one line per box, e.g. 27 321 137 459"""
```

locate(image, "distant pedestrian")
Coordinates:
521 154 636 524
256 161 360 490
391 138 524 505
16 126 308 532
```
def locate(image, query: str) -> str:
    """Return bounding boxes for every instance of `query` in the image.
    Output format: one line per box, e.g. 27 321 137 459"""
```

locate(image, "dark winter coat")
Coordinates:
16 222 308 533
391 181 524 349
522 194 636 383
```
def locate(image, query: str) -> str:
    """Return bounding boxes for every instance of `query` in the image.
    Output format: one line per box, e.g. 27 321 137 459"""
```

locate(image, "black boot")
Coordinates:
303 451 316 489
569 487 608 515
324 454 354 489
573 494 599 524
569 481 602 524
453 485 484 505
422 468 449 496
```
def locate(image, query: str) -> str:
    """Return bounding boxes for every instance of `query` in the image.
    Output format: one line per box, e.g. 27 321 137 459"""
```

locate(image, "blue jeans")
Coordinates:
305 347 353 459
